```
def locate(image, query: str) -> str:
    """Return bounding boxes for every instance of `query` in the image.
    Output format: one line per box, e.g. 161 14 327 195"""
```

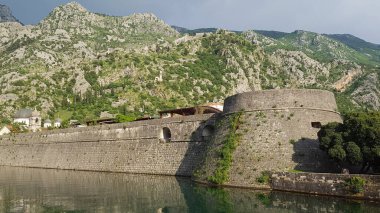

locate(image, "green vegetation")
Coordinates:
256 193 271 207
318 111 380 173
116 114 138 123
10 123 27 134
192 185 234 213
327 34 380 63
207 112 242 184
256 171 271 184
335 92 360 113
344 177 367 194
1 2 380 127
54 110 73 121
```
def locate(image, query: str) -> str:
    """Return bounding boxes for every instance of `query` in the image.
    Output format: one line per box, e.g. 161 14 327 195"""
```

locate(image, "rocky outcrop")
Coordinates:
351 72 380 109
0 4 21 24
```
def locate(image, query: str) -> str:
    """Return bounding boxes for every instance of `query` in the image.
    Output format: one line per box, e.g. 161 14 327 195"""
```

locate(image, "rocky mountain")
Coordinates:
172 26 219 35
0 4 21 24
325 34 380 63
0 2 379 124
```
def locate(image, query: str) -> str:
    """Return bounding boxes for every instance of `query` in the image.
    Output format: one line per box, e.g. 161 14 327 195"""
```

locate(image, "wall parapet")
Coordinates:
224 89 339 114
0 114 216 145
222 107 341 116
0 114 216 176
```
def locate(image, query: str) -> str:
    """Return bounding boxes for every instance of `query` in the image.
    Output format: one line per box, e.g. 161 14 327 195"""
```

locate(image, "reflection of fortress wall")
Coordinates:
0 167 188 212
0 114 216 176
1 167 379 212
196 89 342 188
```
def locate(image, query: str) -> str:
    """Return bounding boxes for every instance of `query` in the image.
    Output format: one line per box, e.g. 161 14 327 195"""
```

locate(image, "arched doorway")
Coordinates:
202 125 215 141
160 127 172 142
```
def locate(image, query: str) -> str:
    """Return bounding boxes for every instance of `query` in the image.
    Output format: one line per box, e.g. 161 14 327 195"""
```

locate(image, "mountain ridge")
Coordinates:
0 4 22 24
173 26 380 47
0 2 379 124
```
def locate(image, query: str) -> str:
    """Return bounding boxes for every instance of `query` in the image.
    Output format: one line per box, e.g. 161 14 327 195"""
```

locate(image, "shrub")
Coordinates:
344 177 367 194
318 112 380 173
256 171 271 184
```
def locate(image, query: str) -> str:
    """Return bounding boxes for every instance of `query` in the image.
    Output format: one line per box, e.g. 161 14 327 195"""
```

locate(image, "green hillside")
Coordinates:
1 2 380 125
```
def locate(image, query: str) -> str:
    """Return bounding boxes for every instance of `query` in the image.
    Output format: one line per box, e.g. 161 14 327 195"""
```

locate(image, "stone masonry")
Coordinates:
0 114 216 176
0 89 342 188
194 89 343 188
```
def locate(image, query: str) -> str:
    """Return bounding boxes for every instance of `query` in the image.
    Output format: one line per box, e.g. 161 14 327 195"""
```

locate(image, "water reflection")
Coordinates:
0 166 378 212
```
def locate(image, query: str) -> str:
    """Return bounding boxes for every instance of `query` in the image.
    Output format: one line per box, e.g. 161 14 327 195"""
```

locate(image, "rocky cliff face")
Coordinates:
0 4 21 24
0 2 379 123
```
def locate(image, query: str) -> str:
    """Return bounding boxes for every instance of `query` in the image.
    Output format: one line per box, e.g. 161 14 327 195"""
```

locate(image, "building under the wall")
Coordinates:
13 108 41 132
159 103 223 118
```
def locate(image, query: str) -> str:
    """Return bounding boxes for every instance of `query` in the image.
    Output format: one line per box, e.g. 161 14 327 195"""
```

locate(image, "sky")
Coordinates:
1 0 379 44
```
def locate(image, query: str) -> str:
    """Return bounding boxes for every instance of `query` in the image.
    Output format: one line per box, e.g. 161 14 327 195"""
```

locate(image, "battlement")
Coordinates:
223 89 339 114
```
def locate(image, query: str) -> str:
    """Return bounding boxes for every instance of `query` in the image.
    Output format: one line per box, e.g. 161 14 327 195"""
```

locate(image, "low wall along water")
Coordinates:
0 114 216 176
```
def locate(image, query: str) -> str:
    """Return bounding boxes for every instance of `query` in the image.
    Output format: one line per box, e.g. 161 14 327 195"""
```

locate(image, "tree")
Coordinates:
318 111 380 173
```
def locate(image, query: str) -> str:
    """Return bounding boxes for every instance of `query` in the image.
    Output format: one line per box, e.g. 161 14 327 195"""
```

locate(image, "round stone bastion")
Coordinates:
195 89 343 188
223 89 339 114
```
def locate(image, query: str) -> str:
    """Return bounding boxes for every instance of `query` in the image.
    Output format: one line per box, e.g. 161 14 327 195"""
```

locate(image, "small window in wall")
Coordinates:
311 122 322 128
202 125 215 140
160 127 172 142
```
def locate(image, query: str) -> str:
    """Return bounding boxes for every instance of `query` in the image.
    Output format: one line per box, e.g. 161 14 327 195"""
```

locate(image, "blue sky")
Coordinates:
1 0 379 44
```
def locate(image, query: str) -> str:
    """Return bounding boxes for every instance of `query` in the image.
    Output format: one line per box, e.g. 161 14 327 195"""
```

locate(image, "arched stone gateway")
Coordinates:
202 125 215 140
160 127 172 142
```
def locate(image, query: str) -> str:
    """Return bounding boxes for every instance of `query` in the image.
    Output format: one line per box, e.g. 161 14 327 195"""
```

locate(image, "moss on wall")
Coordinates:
193 112 244 185
206 112 242 184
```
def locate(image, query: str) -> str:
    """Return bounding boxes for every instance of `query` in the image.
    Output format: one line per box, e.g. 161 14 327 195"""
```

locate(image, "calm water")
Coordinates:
0 167 379 213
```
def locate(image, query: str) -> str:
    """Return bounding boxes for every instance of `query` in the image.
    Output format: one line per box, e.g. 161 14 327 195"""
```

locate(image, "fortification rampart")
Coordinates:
0 114 217 176
0 89 344 189
0 114 215 144
223 89 339 113
195 89 343 188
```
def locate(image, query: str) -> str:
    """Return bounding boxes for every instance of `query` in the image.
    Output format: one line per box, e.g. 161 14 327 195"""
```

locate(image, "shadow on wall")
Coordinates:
175 114 220 176
291 138 340 173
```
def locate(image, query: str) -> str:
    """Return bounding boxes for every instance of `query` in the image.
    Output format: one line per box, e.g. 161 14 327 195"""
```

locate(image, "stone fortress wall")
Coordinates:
0 89 342 187
195 89 343 188
0 114 217 176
